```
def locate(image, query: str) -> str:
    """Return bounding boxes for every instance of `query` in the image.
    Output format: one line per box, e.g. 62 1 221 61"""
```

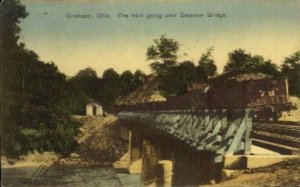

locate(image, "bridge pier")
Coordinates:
142 138 173 187
172 143 220 186
125 128 228 186
135 135 221 186
119 109 252 186
128 129 143 174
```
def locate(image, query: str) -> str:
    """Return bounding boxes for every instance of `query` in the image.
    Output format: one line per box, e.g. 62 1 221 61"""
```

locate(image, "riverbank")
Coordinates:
2 163 141 187
208 157 300 187
3 155 299 186
2 115 127 168
1 115 138 186
1 151 59 169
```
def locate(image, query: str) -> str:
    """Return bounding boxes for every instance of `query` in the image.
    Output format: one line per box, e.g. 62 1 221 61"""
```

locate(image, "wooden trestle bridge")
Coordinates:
117 108 252 186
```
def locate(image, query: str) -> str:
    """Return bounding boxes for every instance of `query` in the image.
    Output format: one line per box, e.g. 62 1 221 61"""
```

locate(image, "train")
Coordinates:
111 70 295 121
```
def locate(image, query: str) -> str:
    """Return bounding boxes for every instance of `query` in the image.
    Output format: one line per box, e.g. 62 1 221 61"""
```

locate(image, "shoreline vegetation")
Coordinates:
2 115 127 168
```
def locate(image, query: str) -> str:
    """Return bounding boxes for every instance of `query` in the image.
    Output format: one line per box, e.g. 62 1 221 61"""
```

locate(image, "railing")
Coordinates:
118 109 252 163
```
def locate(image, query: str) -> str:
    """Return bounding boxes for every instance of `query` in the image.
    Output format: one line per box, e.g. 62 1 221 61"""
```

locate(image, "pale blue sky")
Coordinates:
20 0 300 76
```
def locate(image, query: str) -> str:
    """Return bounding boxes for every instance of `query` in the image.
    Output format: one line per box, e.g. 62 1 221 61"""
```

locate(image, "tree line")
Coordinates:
68 68 145 114
146 35 299 97
1 0 80 156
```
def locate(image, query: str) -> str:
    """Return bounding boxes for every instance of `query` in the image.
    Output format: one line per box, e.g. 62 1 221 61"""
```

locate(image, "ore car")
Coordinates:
112 70 294 121
186 70 294 121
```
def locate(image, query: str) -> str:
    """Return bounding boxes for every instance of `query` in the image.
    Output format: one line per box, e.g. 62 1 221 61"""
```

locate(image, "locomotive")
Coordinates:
112 70 295 121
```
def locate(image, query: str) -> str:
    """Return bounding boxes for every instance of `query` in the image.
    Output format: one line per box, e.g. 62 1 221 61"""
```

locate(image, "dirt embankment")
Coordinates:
115 74 166 105
72 115 127 164
214 157 300 186
1 115 127 168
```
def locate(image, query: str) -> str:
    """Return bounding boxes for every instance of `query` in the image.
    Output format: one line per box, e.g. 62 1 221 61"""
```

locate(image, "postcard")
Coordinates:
1 0 299 186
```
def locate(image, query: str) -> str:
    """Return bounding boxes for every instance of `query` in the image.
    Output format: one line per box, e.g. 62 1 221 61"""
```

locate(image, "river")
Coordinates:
1 165 142 187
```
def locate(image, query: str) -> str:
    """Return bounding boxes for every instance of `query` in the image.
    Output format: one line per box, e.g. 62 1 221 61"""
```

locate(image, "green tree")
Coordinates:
146 35 179 74
101 68 121 107
281 51 300 97
224 49 252 72
1 0 79 156
1 0 30 156
224 49 280 76
120 70 135 96
251 55 279 76
133 70 146 88
119 70 146 96
66 81 90 115
69 67 99 99
0 0 28 49
159 61 198 96
197 47 217 81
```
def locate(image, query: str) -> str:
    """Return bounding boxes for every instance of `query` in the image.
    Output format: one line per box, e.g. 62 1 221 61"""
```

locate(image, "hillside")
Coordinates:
115 74 166 105
68 115 127 164
1 115 127 168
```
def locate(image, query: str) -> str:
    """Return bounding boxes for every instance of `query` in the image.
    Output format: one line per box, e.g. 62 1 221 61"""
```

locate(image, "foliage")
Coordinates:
159 61 199 95
281 51 300 97
0 0 28 48
1 0 79 157
197 47 217 81
224 49 280 76
100 68 121 107
66 81 90 115
146 35 179 74
224 49 252 71
68 68 99 114
70 67 99 98
120 70 146 96
68 67 145 110
146 37 218 96
120 70 134 96
133 70 146 89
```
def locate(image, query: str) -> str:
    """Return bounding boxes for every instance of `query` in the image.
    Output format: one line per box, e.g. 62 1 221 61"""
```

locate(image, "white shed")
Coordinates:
86 101 103 116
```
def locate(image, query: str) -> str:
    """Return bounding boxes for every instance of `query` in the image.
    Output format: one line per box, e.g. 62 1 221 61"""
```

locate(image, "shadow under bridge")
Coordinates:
118 109 252 186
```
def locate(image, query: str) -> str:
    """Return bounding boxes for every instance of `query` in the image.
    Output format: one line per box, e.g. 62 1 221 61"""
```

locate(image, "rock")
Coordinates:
209 179 216 185
1 156 9 167
70 153 80 158
8 159 15 165
221 169 243 181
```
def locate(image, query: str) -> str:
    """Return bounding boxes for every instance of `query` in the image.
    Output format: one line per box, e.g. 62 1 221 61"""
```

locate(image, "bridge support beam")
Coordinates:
140 138 221 186
128 129 143 174
172 143 220 186
142 138 173 187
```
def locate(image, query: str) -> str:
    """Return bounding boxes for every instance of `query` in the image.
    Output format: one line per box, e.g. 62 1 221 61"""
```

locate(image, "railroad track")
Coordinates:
252 121 300 155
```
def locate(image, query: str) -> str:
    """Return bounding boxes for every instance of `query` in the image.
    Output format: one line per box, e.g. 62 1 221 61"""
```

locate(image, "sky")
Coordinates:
20 0 300 77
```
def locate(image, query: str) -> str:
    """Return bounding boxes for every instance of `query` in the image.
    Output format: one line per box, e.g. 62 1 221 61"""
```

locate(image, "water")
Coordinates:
1 165 142 187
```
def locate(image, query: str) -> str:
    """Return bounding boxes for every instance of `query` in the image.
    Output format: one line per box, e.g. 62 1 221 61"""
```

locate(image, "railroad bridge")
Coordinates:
118 108 252 186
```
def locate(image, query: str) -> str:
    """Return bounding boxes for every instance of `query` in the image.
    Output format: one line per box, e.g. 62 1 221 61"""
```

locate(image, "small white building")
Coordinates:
86 101 103 116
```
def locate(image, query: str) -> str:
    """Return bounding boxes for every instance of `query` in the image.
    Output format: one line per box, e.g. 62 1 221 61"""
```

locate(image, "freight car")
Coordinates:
205 70 294 121
111 70 295 121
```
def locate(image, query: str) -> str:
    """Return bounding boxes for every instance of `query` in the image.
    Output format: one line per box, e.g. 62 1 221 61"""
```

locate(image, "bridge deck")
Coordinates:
118 109 252 163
